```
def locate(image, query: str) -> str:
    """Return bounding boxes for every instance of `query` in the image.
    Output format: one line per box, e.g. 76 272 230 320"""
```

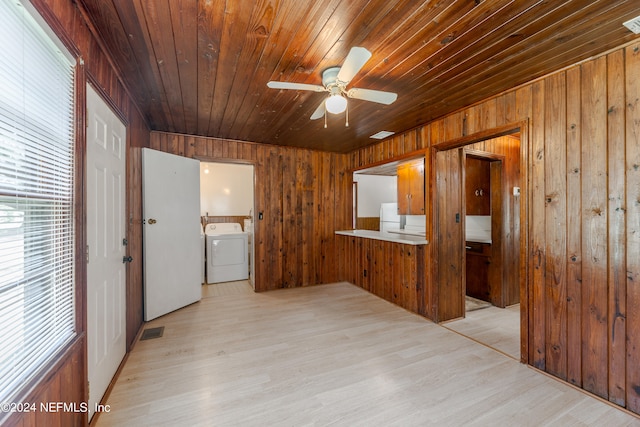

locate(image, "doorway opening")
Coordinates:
199 161 255 290
463 149 505 308
434 123 526 362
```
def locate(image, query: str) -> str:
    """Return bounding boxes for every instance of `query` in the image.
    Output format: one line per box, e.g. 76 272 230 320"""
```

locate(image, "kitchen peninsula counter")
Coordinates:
335 230 429 319
335 229 428 245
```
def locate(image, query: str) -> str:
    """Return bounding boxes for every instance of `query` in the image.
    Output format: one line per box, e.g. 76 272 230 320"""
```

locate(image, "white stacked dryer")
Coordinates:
205 223 248 283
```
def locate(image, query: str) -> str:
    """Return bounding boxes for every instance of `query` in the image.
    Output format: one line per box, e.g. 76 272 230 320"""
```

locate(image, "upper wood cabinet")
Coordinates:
397 158 425 215
465 156 491 215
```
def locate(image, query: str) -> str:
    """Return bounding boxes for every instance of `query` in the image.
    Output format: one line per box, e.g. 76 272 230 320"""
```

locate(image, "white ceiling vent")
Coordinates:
370 130 395 140
623 16 640 34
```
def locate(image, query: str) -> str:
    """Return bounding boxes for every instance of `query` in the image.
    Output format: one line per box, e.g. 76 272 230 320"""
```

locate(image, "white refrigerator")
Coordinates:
380 202 401 232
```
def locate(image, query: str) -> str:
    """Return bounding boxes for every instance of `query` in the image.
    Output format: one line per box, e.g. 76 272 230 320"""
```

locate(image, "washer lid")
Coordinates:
205 222 243 235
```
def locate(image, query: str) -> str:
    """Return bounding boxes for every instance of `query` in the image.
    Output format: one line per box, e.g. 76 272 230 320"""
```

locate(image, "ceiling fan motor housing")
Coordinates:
322 66 343 89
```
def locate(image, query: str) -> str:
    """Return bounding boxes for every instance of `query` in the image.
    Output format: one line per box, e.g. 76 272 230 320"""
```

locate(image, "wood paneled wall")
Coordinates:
347 41 640 415
2 1 151 426
355 217 380 231
149 132 353 291
434 147 465 320
126 145 146 351
5 339 85 427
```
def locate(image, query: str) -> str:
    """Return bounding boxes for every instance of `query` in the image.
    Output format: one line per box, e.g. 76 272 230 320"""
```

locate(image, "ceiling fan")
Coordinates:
267 47 397 126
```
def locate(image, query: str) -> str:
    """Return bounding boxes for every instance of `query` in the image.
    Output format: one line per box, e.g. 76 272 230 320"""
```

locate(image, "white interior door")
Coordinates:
86 84 126 420
142 148 201 321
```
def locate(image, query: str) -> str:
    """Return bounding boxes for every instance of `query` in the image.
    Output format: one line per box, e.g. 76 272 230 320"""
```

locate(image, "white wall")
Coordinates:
200 162 253 216
354 174 397 217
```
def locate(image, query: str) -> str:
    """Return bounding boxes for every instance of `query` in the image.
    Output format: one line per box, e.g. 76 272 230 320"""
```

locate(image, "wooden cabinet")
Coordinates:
465 241 491 302
397 158 425 215
465 156 491 215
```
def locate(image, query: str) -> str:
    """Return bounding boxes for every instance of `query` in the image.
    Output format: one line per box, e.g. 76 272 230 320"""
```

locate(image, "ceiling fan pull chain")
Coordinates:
324 107 328 128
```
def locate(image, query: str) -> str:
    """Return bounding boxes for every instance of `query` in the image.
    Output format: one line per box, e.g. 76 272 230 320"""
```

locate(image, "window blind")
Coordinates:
0 0 76 402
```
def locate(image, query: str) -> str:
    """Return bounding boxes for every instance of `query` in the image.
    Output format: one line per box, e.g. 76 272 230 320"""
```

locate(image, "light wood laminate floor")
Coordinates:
445 302 521 360
202 280 254 298
96 282 639 426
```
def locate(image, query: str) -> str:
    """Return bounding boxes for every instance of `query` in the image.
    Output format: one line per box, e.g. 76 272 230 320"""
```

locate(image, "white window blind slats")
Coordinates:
0 138 75 198
0 53 73 143
0 100 75 146
0 100 75 159
0 0 76 403
0 173 74 198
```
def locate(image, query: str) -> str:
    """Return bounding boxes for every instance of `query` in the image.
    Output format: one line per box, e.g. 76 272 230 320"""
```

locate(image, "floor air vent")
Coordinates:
140 326 164 341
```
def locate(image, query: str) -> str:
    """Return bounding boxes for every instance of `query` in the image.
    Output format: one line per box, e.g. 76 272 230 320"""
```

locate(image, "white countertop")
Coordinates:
385 228 426 237
465 233 492 244
466 239 492 244
335 230 428 245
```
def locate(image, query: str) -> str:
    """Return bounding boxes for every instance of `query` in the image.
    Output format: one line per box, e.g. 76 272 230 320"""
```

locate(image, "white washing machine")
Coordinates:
205 223 248 283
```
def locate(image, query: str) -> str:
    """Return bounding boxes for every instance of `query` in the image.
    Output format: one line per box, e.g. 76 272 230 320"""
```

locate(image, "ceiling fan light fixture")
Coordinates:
325 94 347 114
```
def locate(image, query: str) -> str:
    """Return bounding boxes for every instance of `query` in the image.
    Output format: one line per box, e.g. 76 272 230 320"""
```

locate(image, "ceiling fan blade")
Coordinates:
267 81 325 92
347 88 397 105
310 100 326 120
336 47 372 85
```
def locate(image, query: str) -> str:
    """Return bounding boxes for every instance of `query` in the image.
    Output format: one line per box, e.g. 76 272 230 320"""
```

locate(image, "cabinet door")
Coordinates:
397 159 425 215
397 162 411 214
408 160 425 214
465 157 491 215
465 243 491 302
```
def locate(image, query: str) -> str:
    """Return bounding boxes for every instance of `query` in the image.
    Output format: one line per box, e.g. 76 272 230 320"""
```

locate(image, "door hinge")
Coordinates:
123 238 128 246
87 381 90 399
86 245 89 263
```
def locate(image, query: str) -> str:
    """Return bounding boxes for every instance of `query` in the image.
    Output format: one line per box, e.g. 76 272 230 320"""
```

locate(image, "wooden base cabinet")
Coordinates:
465 241 491 303
336 235 430 319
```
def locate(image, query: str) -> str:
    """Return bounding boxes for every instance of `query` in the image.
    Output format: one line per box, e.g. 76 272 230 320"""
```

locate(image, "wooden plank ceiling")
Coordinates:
79 0 640 153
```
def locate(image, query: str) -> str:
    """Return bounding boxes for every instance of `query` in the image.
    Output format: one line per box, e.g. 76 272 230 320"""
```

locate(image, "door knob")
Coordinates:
122 256 133 263
148 218 157 224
